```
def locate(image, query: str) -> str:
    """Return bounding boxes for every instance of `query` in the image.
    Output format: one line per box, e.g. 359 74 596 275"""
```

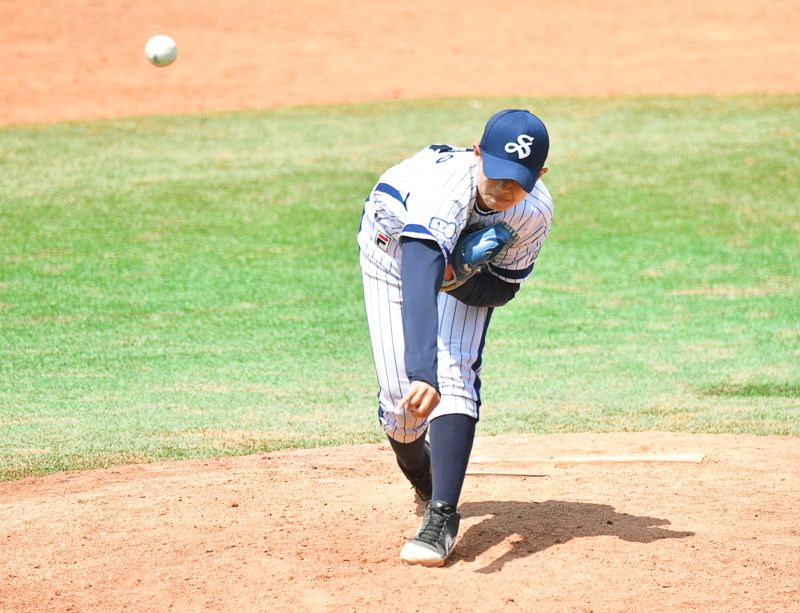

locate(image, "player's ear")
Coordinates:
473 143 481 158
538 167 549 178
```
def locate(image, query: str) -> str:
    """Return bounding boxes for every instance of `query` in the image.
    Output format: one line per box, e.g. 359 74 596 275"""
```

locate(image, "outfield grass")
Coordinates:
1 96 798 480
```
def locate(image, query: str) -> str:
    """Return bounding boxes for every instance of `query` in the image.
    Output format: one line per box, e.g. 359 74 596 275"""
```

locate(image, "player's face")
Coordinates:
473 146 529 212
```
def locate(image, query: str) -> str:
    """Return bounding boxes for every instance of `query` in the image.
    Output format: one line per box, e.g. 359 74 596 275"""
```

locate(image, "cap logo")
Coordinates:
504 134 535 159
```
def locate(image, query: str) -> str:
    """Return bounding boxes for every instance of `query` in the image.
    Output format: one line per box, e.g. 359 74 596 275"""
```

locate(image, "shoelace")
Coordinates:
417 508 449 545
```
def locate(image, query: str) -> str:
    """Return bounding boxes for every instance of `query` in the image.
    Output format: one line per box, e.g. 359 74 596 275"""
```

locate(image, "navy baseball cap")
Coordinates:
479 109 549 192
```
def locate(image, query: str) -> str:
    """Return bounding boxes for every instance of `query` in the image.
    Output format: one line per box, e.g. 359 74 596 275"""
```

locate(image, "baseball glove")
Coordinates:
442 222 519 291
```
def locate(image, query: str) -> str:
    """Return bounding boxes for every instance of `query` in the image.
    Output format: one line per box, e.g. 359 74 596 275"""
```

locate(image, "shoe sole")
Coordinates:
399 541 449 567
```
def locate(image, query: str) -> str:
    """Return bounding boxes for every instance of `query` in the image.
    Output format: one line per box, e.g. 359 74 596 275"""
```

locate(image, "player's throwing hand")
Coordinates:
400 381 441 419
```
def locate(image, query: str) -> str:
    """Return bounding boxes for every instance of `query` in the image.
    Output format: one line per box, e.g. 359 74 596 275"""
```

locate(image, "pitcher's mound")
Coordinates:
1 432 798 610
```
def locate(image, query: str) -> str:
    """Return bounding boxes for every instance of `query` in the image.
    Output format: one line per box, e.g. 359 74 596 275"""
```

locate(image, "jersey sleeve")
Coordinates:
398 150 474 262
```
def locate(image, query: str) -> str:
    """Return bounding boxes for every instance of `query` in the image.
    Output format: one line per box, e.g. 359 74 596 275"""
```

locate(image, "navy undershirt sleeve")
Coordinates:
447 271 520 307
400 237 445 392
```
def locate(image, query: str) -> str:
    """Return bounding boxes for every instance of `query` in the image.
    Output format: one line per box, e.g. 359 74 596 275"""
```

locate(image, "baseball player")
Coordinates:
358 109 553 566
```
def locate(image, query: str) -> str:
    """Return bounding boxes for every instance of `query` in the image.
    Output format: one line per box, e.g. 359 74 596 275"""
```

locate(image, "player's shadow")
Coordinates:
455 500 694 573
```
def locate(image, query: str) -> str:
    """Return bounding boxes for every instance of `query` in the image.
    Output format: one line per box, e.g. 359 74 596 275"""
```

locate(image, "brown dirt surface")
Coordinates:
2 434 799 611
1 0 799 126
2 1 799 611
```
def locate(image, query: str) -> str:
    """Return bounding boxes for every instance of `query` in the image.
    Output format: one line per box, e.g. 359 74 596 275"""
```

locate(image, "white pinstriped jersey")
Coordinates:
361 146 553 284
358 145 554 443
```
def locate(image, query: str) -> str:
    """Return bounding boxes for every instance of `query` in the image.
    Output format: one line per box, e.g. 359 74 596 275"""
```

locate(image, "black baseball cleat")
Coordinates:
398 440 432 502
400 500 460 567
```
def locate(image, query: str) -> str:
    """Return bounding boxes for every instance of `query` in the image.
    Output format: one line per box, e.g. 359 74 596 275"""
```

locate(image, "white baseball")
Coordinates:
145 35 177 67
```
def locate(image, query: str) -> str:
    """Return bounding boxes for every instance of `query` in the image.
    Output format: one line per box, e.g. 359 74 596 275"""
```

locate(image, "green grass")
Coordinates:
1 95 798 480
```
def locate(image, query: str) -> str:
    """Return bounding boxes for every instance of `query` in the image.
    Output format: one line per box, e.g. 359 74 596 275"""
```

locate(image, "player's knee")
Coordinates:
384 428 426 444
380 412 427 444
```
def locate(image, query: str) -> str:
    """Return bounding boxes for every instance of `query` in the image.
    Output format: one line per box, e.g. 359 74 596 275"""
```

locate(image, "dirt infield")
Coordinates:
2 1 799 610
2 434 799 610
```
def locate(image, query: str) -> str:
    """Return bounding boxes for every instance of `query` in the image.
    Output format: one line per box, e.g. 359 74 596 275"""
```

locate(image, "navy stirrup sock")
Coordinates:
429 413 477 508
387 432 428 476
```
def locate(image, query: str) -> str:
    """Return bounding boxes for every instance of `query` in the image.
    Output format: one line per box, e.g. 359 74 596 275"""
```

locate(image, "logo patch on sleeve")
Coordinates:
375 231 392 251
429 217 457 242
